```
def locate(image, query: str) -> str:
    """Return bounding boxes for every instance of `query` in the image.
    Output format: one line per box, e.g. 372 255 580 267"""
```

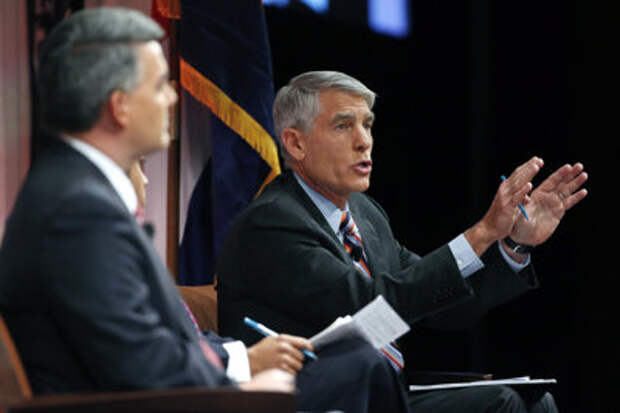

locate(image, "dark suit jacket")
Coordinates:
0 139 232 393
217 170 538 346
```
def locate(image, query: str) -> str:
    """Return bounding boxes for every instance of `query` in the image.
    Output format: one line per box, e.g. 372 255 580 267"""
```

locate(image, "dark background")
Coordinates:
266 1 615 412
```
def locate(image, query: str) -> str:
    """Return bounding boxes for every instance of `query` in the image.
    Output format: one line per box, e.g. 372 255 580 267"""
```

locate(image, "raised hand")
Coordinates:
465 156 588 257
465 157 542 256
511 162 588 246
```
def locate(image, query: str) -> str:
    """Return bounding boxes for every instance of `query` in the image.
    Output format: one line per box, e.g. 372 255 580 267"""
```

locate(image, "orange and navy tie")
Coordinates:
340 211 372 278
339 211 404 372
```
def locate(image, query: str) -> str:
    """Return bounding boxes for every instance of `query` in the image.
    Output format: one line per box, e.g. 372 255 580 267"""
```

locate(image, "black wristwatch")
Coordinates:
503 237 534 254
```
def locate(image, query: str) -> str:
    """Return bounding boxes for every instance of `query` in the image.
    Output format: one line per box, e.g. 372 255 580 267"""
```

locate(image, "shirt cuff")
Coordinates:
497 240 531 272
222 340 251 383
448 234 485 279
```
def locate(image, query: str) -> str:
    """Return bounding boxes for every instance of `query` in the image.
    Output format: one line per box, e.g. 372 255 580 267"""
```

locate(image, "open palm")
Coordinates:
512 163 588 245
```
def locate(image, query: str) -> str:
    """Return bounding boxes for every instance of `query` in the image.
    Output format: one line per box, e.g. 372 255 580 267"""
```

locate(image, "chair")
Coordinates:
0 313 297 413
177 285 219 332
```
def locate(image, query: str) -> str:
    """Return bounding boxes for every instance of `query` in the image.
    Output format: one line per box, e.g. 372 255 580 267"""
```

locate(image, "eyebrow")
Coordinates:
331 111 375 124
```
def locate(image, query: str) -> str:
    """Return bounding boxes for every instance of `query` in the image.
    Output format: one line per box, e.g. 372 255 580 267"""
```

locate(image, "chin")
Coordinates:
351 180 370 193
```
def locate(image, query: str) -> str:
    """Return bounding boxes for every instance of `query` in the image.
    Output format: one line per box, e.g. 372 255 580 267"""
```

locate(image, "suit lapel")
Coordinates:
283 171 344 249
281 172 355 264
55 139 132 215
133 220 198 340
282 172 377 266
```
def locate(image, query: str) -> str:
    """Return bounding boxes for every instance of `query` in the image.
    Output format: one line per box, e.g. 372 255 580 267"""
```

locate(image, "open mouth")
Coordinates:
352 160 372 175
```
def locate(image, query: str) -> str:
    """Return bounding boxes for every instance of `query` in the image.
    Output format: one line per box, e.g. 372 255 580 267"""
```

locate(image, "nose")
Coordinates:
354 125 372 152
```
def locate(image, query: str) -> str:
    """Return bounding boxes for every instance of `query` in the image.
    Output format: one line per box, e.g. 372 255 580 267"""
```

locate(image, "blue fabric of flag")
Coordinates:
177 0 278 285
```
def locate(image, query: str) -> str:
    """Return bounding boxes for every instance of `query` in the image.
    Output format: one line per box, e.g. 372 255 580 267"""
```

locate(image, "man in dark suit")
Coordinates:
129 158 410 413
217 71 589 412
0 7 292 395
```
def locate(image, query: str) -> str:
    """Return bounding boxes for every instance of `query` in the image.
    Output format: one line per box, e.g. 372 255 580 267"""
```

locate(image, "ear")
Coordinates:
281 127 306 161
107 90 131 128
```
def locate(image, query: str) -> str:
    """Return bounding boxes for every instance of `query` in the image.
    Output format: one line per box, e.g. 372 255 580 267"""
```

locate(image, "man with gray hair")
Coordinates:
0 7 292 394
218 70 589 411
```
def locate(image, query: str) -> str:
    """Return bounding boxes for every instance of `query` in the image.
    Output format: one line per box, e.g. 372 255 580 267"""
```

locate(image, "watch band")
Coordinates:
503 237 534 254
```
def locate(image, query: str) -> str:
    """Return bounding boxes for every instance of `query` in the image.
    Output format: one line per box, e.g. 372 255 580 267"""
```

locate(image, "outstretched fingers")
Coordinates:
562 164 588 198
564 187 588 211
501 156 542 207
506 156 544 191
537 163 573 192
537 162 588 209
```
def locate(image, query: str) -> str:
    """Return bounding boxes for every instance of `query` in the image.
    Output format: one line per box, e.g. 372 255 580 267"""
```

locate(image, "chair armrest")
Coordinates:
5 387 298 413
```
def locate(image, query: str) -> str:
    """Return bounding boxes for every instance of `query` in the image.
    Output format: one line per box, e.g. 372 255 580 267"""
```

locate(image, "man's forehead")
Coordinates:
136 41 165 64
135 41 168 77
318 90 372 117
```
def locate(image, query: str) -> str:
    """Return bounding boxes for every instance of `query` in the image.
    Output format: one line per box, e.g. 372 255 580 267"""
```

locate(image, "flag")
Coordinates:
175 0 280 285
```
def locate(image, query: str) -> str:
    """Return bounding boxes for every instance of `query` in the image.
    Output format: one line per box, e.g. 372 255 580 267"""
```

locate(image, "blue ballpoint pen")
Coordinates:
243 317 318 360
501 175 530 220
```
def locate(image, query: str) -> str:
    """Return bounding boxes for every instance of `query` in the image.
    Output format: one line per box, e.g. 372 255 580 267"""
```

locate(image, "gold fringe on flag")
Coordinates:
180 58 281 196
155 0 181 19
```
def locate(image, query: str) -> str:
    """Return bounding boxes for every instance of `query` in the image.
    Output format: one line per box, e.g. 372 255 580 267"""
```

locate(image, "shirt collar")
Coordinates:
62 136 138 215
293 172 348 236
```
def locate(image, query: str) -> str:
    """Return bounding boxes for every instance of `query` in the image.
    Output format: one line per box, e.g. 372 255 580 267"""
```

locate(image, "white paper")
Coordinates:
310 295 410 351
352 295 410 349
409 377 557 392
309 316 366 350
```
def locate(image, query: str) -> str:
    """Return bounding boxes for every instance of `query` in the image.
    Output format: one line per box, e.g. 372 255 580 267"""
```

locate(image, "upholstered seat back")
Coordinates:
177 285 218 333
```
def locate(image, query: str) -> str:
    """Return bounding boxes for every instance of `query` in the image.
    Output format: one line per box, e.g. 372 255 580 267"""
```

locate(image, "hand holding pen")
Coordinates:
464 156 587 257
245 317 318 361
505 157 588 247
501 175 529 220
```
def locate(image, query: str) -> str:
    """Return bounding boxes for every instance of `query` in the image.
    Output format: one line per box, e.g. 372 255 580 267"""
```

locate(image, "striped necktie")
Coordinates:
339 211 405 372
340 211 372 278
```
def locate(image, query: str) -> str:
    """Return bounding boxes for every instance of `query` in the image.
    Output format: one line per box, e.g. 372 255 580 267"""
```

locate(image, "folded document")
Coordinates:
309 295 410 351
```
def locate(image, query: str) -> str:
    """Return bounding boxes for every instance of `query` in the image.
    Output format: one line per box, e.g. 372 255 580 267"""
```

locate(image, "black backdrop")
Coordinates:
265 1 615 412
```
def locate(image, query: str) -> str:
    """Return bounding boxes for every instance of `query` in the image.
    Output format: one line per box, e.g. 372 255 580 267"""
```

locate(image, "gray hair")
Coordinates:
273 71 376 163
37 7 164 134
